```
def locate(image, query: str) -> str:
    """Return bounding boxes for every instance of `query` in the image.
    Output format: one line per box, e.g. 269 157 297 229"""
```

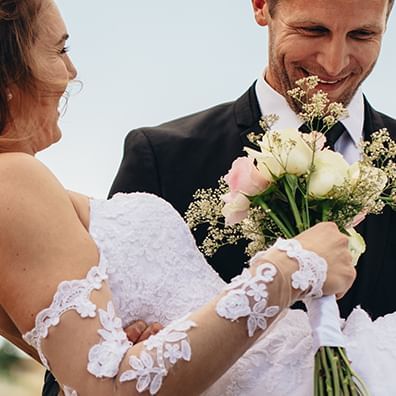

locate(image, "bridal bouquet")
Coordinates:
185 76 396 395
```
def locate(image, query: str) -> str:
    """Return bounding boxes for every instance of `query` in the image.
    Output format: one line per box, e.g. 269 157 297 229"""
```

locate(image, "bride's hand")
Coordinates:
124 320 163 343
295 222 355 299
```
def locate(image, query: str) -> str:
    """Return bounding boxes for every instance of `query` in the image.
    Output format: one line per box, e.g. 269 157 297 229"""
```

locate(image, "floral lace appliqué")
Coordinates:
216 263 280 337
273 238 327 299
22 256 108 369
120 315 196 395
88 301 132 378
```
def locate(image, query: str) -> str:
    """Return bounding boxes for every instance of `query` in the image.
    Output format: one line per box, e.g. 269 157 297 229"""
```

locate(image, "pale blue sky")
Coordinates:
38 1 396 197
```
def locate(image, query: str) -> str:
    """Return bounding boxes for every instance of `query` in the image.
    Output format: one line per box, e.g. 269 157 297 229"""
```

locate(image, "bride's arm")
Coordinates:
66 190 91 230
0 154 354 396
0 305 40 362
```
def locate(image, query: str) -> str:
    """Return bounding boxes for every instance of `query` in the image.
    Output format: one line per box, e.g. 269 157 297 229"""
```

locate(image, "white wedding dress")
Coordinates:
24 193 396 395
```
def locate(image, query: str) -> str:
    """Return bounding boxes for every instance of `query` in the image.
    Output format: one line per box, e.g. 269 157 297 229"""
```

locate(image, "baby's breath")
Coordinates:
288 76 348 132
247 114 280 146
185 178 246 257
259 114 279 132
295 75 320 90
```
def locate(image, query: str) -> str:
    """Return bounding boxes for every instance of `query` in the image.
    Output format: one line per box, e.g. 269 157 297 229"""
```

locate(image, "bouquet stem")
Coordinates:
306 297 370 396
284 181 305 232
255 198 293 238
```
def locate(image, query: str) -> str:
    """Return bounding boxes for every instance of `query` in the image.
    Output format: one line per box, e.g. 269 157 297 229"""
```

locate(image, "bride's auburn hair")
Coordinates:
0 0 42 136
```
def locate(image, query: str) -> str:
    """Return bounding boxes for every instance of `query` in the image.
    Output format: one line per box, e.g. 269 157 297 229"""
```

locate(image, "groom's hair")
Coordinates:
267 0 394 18
0 0 42 139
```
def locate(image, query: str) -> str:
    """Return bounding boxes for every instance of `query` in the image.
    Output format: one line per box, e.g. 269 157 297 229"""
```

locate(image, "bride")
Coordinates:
0 1 390 395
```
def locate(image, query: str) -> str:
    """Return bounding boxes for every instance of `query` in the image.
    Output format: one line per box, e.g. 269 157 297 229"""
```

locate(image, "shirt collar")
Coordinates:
254 72 364 146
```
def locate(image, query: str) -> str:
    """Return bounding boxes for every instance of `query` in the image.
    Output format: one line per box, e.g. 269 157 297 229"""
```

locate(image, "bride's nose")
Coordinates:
66 55 77 80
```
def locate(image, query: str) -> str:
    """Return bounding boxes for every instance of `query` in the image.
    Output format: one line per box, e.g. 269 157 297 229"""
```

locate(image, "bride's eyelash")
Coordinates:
60 46 70 54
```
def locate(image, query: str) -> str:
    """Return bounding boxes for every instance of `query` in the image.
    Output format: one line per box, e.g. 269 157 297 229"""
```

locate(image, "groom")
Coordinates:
109 0 396 321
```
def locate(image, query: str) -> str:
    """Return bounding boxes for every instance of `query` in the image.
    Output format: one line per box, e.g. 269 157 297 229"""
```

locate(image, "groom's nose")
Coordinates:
316 37 351 77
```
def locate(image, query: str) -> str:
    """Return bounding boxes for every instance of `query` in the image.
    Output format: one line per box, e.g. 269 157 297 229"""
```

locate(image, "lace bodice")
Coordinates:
89 193 225 327
23 193 396 395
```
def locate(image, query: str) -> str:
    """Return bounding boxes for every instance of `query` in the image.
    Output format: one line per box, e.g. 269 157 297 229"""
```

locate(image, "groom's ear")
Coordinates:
251 0 270 27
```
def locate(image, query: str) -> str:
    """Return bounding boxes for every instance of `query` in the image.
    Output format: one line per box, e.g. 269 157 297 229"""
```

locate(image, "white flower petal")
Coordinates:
136 374 151 393
253 300 268 313
165 332 186 343
181 340 192 361
150 374 164 395
130 355 145 371
264 306 280 317
119 370 138 382
257 317 268 330
140 351 154 369
247 316 257 338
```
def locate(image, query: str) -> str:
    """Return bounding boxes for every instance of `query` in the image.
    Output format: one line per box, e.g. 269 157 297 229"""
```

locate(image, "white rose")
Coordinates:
257 155 284 180
244 147 283 181
308 150 350 197
346 228 366 266
216 290 251 320
259 128 314 176
348 162 360 182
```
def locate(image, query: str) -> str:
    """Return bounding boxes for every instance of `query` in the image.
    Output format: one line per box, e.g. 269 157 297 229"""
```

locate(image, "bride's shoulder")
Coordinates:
0 153 70 230
0 152 58 186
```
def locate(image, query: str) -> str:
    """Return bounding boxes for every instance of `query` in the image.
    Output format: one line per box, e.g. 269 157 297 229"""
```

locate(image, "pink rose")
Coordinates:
224 157 270 196
221 192 250 226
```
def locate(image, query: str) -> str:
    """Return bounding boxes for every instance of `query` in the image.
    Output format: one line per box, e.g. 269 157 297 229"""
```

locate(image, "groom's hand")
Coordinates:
124 320 163 343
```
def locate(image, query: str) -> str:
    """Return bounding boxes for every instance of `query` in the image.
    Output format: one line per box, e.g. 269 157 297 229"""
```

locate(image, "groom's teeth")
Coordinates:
319 79 340 84
304 73 342 84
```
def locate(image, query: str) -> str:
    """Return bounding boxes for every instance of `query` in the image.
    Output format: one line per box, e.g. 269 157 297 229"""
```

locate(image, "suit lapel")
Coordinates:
233 82 265 150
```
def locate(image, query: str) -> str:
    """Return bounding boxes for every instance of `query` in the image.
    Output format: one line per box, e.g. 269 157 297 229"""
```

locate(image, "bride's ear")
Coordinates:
251 0 270 27
6 89 13 101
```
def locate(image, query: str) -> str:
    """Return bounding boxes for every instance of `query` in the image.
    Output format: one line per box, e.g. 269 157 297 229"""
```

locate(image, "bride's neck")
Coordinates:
0 123 36 155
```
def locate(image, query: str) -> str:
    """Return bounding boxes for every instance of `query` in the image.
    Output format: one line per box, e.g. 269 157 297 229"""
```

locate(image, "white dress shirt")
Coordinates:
254 74 365 164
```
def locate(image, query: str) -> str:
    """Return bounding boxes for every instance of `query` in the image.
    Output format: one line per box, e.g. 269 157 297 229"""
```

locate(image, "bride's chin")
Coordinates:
52 128 62 144
38 128 62 152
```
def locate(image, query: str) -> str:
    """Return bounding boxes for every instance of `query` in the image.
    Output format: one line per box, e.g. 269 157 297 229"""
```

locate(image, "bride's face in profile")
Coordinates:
14 0 77 153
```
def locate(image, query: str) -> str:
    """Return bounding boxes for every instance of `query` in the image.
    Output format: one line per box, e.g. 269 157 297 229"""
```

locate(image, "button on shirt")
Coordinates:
254 74 365 164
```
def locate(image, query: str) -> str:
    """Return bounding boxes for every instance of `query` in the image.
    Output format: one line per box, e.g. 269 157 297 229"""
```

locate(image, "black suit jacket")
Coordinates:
42 83 396 395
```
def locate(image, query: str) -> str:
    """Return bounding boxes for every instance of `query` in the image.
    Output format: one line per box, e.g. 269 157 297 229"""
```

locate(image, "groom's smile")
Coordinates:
253 0 390 112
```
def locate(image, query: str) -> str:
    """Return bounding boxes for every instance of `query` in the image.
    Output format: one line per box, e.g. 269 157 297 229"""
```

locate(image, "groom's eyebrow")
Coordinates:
356 23 382 31
56 33 69 45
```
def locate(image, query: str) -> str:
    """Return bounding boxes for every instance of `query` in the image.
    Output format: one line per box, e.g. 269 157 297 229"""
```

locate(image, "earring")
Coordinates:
6 91 12 101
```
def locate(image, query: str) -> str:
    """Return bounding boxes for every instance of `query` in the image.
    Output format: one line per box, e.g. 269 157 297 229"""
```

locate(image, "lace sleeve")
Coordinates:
22 255 198 396
22 240 326 396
